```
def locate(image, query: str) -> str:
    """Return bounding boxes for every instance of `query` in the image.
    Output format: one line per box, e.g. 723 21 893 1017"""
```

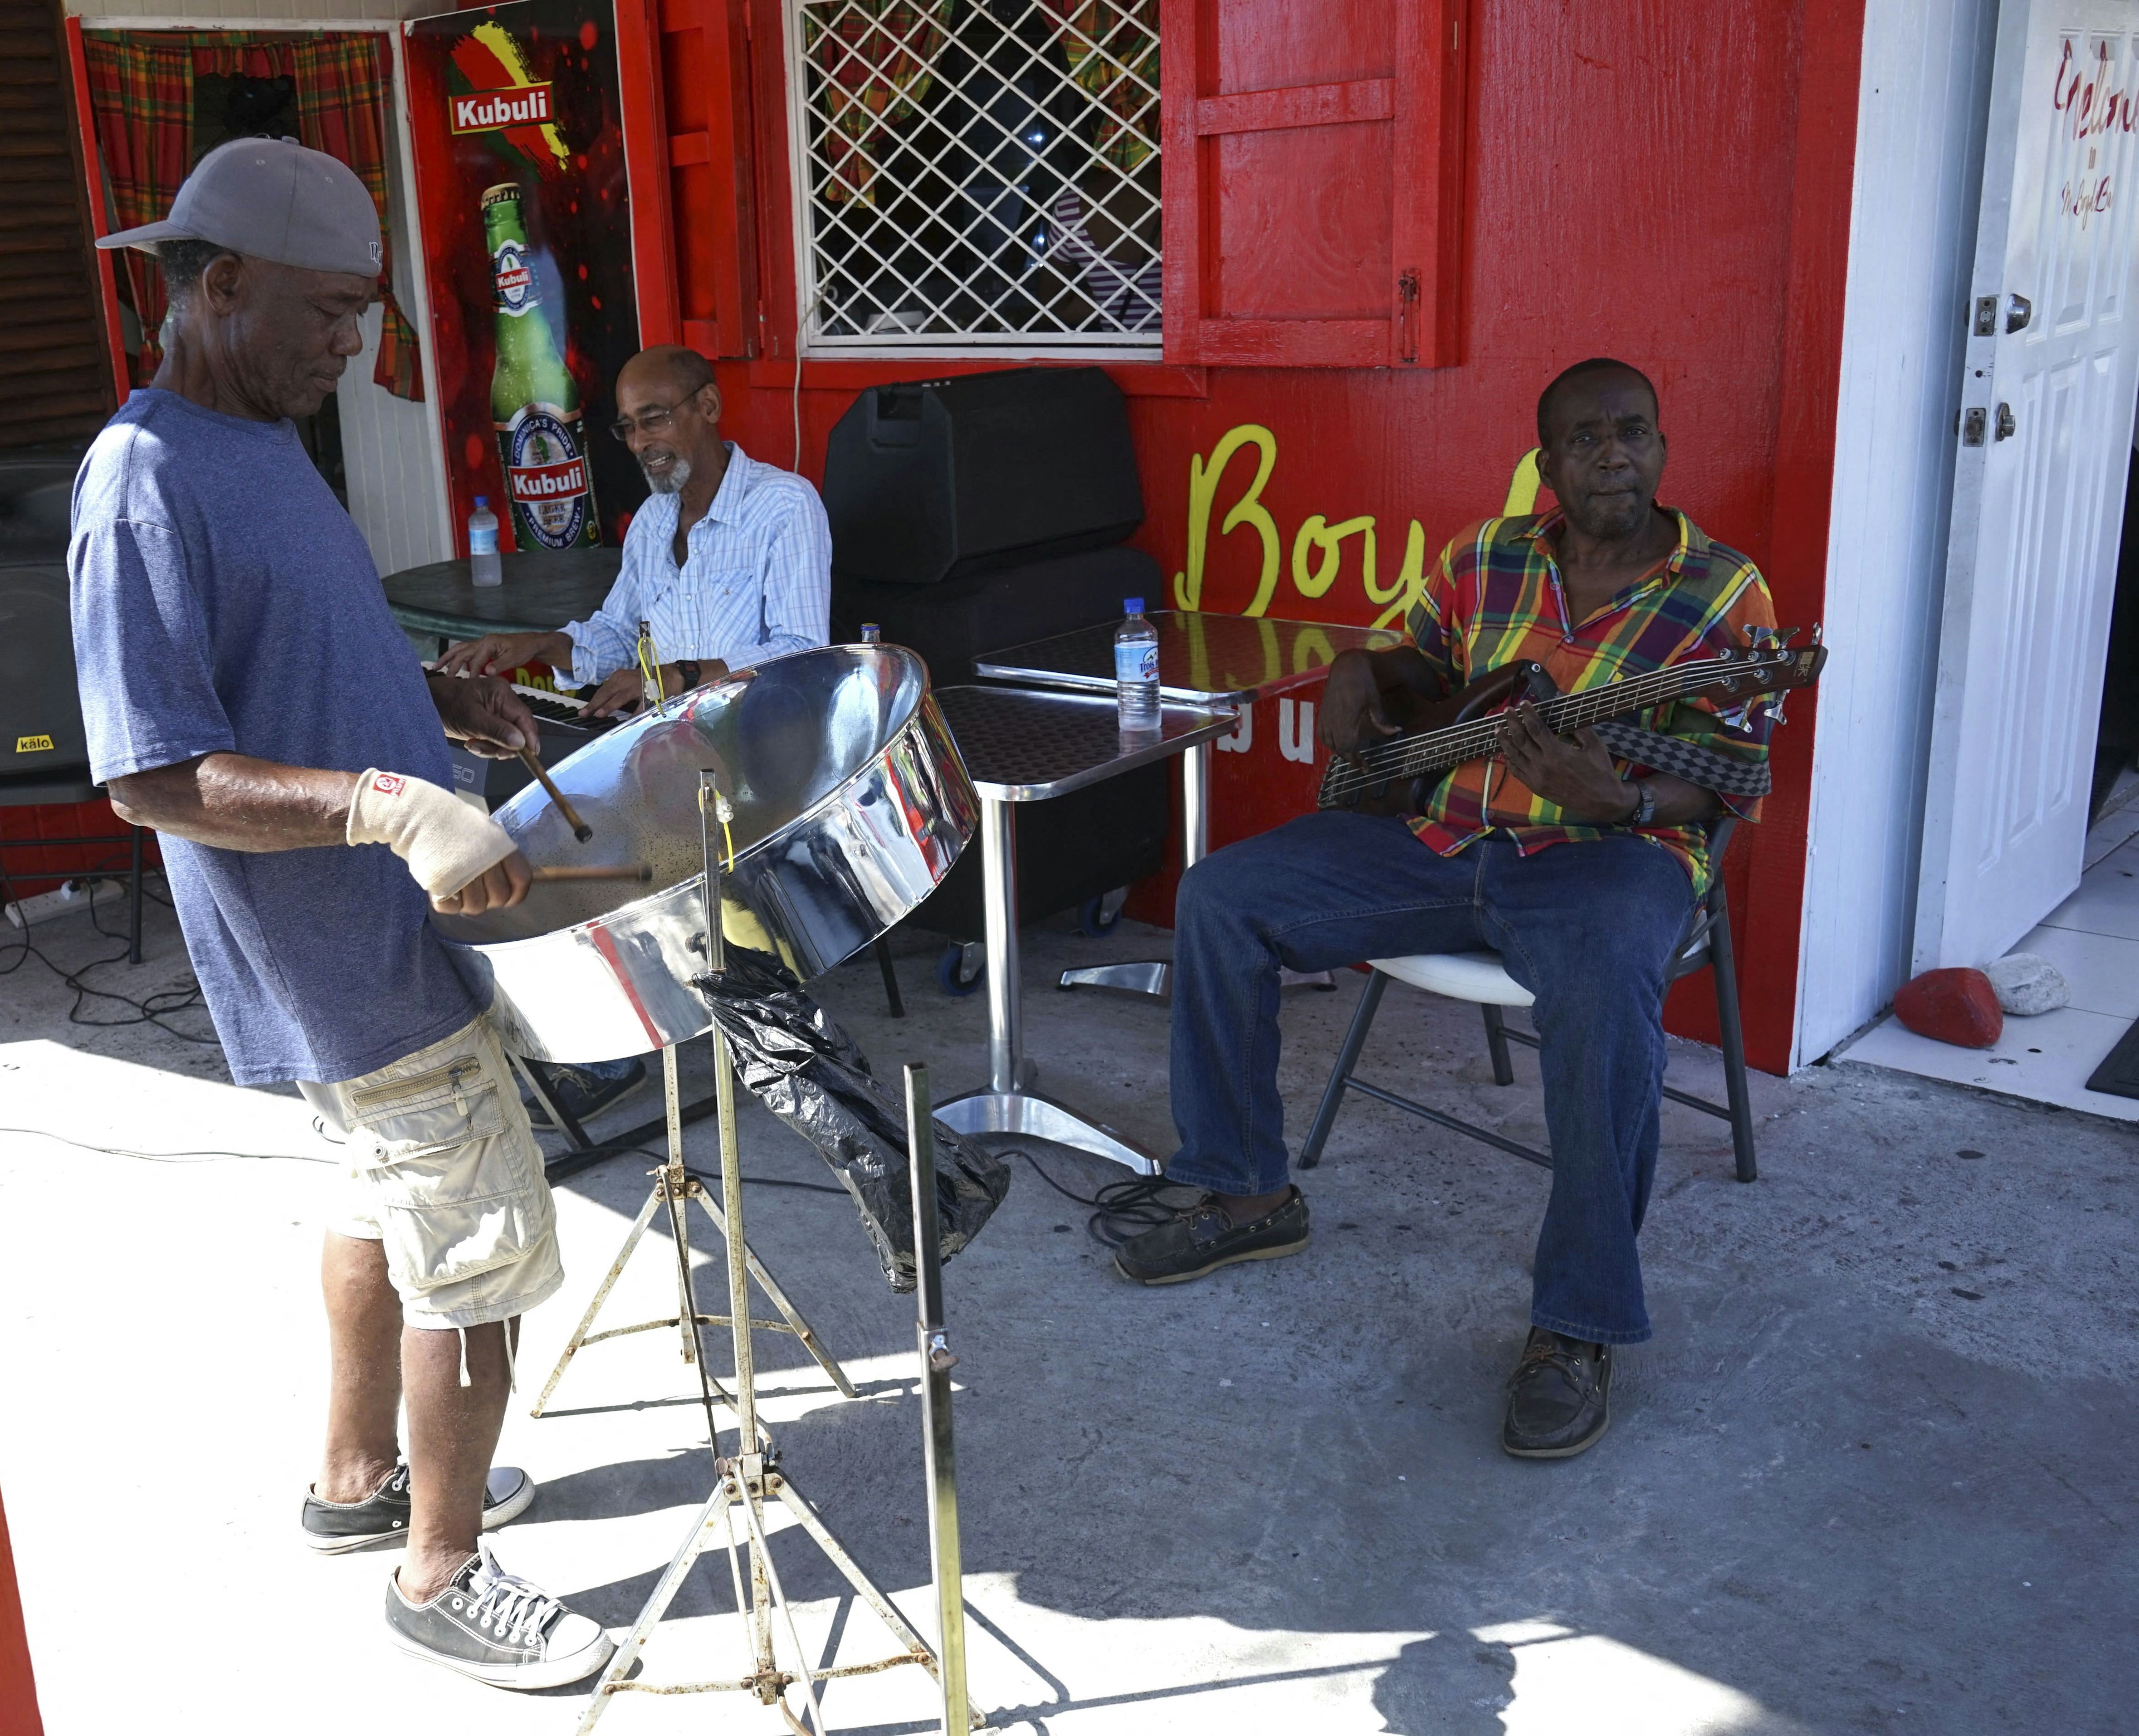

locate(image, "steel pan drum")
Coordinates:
434 645 977 1063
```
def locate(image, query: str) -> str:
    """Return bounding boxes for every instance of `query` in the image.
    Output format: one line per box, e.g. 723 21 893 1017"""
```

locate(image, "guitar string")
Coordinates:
1320 659 1750 800
1318 662 1715 799
1318 655 1794 801
1319 656 1795 799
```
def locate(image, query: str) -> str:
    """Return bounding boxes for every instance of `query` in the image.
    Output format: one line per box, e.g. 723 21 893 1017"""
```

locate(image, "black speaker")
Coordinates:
0 453 89 776
832 544 1161 687
823 366 1143 584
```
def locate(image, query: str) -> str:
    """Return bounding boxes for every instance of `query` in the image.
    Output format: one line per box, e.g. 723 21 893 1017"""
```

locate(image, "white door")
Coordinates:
1916 0 2139 972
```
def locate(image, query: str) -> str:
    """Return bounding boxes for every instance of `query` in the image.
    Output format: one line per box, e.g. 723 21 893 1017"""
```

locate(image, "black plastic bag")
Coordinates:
694 953 1011 1292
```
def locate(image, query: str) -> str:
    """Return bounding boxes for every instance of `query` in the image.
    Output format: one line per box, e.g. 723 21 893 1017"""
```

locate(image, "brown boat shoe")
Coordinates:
1112 1187 1311 1285
1501 1327 1613 1459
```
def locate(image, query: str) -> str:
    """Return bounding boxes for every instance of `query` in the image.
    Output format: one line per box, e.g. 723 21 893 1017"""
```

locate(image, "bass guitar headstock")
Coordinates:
1691 627 1827 710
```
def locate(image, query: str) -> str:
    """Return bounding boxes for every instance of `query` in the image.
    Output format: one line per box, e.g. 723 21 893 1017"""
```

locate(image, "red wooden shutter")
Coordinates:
634 0 761 359
1160 0 1467 368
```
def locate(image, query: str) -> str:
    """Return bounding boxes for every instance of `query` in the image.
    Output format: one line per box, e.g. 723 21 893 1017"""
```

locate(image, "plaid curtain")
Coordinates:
803 1 951 206
291 36 422 401
191 40 287 79
82 31 422 401
81 34 194 386
1042 0 1158 170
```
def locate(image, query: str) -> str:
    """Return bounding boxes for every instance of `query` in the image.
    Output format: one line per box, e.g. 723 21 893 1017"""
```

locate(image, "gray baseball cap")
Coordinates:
97 136 382 278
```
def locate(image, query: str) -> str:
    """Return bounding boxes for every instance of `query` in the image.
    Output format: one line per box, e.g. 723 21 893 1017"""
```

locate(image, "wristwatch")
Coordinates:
673 659 701 693
1626 779 1657 827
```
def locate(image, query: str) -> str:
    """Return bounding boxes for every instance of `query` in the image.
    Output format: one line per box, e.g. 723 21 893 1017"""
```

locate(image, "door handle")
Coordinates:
2006 293 2033 332
1995 402 2017 439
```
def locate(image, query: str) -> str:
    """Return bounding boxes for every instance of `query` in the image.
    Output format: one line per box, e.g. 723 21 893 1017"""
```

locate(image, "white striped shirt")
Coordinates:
562 443 832 684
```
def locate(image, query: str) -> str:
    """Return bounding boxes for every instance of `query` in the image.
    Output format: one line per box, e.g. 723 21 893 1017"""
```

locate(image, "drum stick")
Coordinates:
530 864 653 883
517 746 594 843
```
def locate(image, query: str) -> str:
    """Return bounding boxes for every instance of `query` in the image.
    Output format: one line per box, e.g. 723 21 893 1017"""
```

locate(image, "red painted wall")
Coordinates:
0 1489 44 1736
636 0 1865 1070
0 799 149 904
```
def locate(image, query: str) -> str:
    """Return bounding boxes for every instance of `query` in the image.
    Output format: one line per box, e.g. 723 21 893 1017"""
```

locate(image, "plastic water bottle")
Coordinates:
1115 597 1160 735
468 496 502 587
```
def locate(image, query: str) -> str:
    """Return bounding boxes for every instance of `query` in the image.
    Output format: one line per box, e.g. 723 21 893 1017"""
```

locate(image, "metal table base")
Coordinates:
974 614 1399 1005
936 796 1165 1173
931 686 1233 1174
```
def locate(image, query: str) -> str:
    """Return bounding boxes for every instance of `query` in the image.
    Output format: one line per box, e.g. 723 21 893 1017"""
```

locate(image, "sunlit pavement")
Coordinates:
2 894 2133 1734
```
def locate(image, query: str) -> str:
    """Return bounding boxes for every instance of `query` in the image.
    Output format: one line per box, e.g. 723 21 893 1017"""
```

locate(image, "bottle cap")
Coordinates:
1124 597 1144 614
473 495 489 507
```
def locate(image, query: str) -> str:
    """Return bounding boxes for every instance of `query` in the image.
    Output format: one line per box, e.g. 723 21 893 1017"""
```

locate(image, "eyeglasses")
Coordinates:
608 397 691 444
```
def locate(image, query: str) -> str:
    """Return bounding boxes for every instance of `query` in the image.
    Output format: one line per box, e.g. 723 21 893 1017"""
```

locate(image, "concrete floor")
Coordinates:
2 890 2135 1735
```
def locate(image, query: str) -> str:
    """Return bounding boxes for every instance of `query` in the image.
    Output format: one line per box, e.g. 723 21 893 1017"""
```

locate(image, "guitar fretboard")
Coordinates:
1317 656 1761 807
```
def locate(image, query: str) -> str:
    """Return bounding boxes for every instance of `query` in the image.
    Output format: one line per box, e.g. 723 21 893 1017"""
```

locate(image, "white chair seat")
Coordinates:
1368 951 1534 1008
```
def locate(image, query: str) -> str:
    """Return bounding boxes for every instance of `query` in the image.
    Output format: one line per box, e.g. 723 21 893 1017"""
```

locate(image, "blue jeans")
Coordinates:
1167 813 1696 1345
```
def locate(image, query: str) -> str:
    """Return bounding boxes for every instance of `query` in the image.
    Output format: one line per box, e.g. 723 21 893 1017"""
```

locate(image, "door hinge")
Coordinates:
1961 407 1987 446
1397 268 1420 363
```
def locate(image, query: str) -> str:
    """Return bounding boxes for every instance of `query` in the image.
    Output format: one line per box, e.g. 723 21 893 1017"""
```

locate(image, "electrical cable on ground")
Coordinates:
0 858 214 1042
1014 1148 1188 1250
0 1126 338 1165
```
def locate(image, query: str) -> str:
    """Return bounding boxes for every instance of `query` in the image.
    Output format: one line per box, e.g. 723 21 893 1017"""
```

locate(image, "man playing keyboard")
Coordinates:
437 344 832 715
438 344 831 1119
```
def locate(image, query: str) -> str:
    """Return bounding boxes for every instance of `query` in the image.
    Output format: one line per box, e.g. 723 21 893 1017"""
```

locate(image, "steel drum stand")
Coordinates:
574 775 977 1735
526 1045 857 1419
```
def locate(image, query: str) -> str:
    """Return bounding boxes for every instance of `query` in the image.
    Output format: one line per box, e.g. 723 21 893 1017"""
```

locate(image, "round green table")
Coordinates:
383 549 623 646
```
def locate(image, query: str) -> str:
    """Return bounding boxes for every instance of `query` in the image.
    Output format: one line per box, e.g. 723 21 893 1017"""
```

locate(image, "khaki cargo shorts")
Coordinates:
302 1015 564 1332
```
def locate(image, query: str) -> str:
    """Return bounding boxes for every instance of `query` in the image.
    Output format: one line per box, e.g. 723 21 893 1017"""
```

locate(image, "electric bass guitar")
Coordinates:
1315 633 1827 816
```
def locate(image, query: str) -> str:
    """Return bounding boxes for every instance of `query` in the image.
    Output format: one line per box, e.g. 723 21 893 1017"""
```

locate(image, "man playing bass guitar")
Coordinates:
1114 359 1780 1460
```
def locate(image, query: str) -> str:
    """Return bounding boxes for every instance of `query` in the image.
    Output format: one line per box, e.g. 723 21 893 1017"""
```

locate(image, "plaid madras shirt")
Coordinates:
1403 507 1778 894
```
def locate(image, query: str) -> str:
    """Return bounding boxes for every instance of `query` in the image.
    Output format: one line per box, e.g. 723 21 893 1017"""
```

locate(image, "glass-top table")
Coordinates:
974 610 1403 998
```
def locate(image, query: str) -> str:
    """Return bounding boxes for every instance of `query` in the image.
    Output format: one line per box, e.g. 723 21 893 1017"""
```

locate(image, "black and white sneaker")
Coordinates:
302 1464 536 1553
385 1539 616 1690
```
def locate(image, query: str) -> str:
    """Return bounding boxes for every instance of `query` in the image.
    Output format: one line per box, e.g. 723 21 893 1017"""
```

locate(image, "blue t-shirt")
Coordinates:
70 389 482 1087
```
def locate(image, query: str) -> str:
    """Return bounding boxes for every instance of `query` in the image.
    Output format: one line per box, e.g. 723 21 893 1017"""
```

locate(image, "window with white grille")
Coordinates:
787 0 1160 350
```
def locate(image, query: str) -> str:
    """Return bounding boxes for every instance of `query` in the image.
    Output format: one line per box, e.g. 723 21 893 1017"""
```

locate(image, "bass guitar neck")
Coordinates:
1317 635 1826 814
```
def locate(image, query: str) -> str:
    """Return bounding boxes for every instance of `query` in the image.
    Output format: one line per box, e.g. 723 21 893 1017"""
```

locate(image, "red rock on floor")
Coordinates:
1893 967 2004 1049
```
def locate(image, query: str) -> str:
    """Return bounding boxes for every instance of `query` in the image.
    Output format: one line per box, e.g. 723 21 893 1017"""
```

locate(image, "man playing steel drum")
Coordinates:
436 341 833 1126
70 138 614 1690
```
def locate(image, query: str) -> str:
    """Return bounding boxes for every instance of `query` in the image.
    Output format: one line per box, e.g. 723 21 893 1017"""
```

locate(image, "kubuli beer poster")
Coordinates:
404 0 644 555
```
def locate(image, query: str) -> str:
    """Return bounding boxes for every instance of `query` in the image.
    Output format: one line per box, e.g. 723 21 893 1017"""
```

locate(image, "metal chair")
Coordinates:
1297 817 1757 1183
0 769 147 964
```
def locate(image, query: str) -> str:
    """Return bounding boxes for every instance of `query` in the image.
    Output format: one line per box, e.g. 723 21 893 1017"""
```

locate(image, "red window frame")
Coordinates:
638 0 1471 373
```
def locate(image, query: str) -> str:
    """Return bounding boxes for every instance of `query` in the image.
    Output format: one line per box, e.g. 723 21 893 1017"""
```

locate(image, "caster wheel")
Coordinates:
936 942 984 997
1077 889 1126 938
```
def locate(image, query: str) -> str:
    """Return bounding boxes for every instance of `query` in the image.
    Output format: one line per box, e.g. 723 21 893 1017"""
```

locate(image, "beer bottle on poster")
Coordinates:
484 182 598 550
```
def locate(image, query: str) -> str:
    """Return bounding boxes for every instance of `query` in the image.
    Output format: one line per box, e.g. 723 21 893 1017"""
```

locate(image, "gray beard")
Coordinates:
642 456 692 495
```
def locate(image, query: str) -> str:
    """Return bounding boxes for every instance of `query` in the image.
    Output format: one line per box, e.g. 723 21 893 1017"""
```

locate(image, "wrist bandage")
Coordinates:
346 769 516 899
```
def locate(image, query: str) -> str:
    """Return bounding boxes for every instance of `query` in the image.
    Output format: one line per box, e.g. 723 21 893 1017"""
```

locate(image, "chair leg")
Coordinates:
1706 893 1758 1182
127 825 143 966
1480 1003 1516 1086
874 936 905 1019
1298 969 1388 1170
